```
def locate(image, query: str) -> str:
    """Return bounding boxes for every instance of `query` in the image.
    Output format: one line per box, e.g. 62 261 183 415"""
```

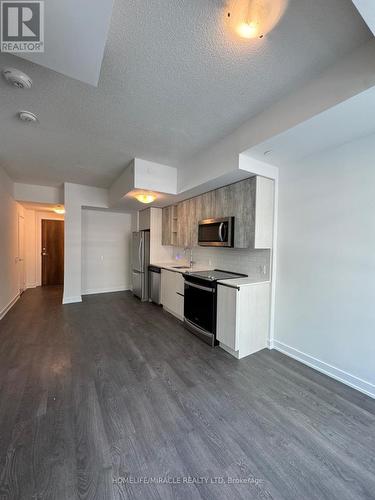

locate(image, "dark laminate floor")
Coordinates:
0 287 374 500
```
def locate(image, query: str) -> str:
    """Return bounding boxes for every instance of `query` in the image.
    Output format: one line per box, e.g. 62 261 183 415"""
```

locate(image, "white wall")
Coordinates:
24 209 37 288
0 168 24 319
274 133 375 397
63 182 108 303
14 183 63 205
81 209 132 295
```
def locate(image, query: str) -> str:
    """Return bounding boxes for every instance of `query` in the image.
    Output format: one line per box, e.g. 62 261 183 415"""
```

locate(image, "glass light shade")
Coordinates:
54 206 65 214
134 193 157 204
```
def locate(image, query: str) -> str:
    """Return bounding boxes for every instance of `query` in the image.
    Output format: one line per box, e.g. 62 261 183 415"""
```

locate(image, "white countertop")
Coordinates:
150 262 214 274
151 264 270 286
217 277 270 288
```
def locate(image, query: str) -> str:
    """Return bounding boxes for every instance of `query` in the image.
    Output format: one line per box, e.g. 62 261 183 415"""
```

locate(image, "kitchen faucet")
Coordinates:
184 247 194 268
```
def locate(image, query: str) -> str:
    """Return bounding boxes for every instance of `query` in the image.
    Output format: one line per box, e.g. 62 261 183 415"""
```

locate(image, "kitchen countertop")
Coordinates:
150 262 214 274
217 277 270 288
151 264 270 286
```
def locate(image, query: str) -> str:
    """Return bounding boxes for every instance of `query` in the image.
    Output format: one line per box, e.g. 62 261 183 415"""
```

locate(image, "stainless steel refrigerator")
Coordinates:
132 231 150 301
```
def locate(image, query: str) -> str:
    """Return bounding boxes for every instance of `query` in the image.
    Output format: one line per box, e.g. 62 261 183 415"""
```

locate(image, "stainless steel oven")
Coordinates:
198 217 234 247
183 269 247 346
184 277 217 347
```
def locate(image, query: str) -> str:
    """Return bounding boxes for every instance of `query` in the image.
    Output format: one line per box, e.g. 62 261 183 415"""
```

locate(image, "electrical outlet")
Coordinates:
259 265 267 275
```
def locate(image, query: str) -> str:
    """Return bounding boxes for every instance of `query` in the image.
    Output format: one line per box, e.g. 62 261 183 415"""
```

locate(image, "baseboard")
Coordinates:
62 295 82 304
82 285 131 296
0 293 20 320
219 342 240 359
26 282 37 289
273 340 375 399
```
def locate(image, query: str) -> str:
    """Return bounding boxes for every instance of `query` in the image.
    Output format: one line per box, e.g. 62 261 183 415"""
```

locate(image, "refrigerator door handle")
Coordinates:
138 237 143 270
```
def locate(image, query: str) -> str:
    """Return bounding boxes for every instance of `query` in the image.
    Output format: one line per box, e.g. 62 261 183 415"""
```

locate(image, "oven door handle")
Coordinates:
185 281 215 293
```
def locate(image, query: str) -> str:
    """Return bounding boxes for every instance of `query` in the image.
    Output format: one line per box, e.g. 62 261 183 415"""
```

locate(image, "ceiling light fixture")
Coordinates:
226 0 288 40
237 20 260 39
2 67 32 89
134 192 157 204
54 205 65 214
18 110 38 123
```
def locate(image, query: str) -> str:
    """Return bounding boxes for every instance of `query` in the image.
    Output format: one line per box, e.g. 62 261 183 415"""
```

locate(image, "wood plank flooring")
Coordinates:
0 286 374 499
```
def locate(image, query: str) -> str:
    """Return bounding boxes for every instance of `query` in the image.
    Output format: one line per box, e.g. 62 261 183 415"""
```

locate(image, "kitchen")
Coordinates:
132 174 274 359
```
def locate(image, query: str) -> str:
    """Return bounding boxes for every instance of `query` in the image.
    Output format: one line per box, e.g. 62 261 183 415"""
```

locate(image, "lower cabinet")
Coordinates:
161 269 184 320
216 282 270 358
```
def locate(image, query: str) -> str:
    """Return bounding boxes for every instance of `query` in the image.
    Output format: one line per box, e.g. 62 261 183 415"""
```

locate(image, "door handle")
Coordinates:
138 240 142 267
218 223 224 242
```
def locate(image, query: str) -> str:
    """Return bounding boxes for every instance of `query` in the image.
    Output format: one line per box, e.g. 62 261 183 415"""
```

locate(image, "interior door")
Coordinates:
18 214 25 293
42 220 64 286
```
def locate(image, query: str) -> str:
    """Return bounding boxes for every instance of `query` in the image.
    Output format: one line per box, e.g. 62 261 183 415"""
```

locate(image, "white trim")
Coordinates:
62 295 82 304
82 285 131 296
26 282 37 289
219 342 240 359
0 293 20 320
273 340 375 399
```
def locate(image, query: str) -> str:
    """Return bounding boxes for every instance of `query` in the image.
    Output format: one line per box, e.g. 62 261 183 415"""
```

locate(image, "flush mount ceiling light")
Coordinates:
2 67 32 89
134 192 157 204
18 110 38 123
54 205 65 214
226 0 288 40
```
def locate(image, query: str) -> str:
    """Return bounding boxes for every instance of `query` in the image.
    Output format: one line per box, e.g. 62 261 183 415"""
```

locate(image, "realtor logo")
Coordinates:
1 1 44 52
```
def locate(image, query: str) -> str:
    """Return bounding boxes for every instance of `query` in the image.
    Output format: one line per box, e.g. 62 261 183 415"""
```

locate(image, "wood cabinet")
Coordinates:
216 282 270 359
162 205 178 246
139 208 151 230
177 200 190 248
161 269 184 320
162 206 172 245
161 175 274 249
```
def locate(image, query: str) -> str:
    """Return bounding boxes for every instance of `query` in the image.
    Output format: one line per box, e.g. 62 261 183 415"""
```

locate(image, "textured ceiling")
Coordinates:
0 0 371 188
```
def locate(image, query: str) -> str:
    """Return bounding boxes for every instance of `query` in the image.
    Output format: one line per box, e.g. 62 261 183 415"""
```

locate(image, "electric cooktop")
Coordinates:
184 269 247 282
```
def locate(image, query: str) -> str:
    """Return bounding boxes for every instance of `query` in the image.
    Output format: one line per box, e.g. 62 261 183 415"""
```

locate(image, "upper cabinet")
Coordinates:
162 205 178 246
161 176 274 249
139 208 151 231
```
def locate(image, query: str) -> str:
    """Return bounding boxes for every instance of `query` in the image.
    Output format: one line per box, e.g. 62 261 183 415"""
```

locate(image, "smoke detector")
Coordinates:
2 67 32 89
18 111 38 123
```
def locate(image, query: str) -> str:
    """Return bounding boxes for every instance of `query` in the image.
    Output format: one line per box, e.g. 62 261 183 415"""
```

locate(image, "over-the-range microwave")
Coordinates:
198 217 234 247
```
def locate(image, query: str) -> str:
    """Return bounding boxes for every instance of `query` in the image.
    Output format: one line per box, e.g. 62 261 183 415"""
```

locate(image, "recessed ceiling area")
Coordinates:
20 0 114 86
244 85 375 167
0 0 372 188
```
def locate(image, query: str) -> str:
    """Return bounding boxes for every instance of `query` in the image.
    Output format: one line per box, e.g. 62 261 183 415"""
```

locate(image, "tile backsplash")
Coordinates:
173 246 271 281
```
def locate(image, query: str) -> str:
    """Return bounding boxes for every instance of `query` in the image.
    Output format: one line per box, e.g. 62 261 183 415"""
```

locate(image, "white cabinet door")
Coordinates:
175 272 184 296
217 285 238 351
175 272 185 320
175 293 184 320
161 269 184 320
